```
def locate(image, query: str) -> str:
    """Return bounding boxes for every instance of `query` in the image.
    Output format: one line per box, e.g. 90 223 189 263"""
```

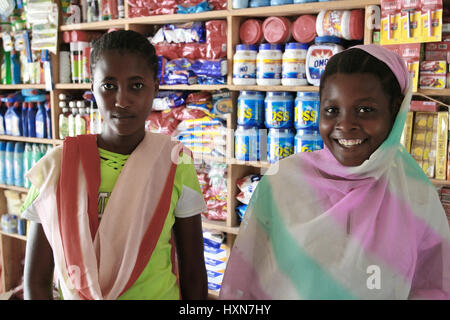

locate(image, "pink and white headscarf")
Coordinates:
220 45 450 300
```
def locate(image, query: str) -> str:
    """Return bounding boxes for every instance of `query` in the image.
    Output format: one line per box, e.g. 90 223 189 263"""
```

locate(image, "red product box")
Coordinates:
425 42 450 51
420 60 447 73
425 50 448 61
410 100 439 111
419 73 446 88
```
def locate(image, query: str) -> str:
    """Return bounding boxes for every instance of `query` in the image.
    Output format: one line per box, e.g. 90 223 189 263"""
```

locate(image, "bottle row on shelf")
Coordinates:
0 89 51 139
58 92 102 138
0 141 51 189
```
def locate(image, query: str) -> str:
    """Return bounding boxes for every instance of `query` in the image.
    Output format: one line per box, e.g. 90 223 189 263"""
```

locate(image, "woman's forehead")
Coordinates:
321 73 388 101
93 51 153 76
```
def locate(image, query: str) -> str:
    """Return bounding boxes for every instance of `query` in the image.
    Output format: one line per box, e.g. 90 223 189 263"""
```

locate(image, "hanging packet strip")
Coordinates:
421 0 443 42
381 0 402 44
27 0 59 54
401 0 422 43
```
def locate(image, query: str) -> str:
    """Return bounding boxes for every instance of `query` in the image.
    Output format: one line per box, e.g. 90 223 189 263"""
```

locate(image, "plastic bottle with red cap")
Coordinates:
240 19 264 45
316 9 364 40
262 16 292 44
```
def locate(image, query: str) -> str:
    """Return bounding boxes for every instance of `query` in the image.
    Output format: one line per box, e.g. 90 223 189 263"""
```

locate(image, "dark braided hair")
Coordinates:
90 30 158 80
319 48 403 109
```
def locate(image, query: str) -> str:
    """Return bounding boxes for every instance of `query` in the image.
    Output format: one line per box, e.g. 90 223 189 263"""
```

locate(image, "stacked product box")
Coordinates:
403 101 449 180
424 42 450 88
383 44 421 92
203 230 228 295
411 112 438 177
419 60 447 89
438 187 450 228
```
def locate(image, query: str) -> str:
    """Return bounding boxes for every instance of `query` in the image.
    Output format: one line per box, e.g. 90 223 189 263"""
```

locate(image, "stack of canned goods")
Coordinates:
294 92 323 153
235 90 324 163
235 91 265 161
233 42 308 87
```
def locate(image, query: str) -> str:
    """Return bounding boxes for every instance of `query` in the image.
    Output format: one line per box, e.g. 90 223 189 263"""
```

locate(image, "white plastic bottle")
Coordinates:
59 103 70 139
68 101 78 137
89 101 102 134
75 105 87 136
282 42 308 86
256 43 282 86
233 44 258 85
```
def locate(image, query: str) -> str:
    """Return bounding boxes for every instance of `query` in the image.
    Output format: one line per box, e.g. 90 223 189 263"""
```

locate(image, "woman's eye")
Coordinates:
324 107 338 114
101 83 116 90
358 106 374 113
132 83 144 90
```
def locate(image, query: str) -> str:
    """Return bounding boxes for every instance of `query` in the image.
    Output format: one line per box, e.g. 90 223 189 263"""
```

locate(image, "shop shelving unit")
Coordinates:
2 0 450 299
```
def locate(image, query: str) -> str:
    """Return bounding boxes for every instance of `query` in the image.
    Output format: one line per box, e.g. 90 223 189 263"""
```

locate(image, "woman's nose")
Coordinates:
335 112 359 132
115 87 129 108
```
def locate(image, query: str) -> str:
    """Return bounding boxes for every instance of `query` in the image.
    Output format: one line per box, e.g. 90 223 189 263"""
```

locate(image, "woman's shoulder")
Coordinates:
143 131 179 148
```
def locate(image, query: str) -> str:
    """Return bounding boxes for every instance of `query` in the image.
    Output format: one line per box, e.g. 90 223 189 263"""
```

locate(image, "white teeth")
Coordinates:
338 139 363 146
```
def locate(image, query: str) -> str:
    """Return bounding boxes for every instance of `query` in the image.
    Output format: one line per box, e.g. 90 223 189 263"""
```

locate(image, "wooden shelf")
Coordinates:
416 89 450 97
231 0 380 17
431 179 450 187
159 84 320 92
124 10 228 25
231 158 271 168
0 135 62 145
55 83 91 90
160 84 229 91
202 219 240 235
0 184 29 193
230 85 319 92
0 84 47 90
0 231 27 242
60 18 128 31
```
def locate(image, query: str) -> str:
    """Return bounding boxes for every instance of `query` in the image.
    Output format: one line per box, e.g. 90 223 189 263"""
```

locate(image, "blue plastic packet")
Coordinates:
235 204 248 221
153 91 186 111
191 59 227 78
177 1 212 14
164 58 197 85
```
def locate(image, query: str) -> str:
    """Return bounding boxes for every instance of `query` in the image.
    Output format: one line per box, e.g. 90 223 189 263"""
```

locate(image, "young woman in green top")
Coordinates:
22 30 208 300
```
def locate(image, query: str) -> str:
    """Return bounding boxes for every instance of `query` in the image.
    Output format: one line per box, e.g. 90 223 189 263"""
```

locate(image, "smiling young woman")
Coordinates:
220 45 450 300
319 72 395 167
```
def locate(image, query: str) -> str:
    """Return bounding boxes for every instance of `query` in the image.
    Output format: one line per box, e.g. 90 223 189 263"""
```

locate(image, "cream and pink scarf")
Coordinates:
220 45 450 299
27 132 188 299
